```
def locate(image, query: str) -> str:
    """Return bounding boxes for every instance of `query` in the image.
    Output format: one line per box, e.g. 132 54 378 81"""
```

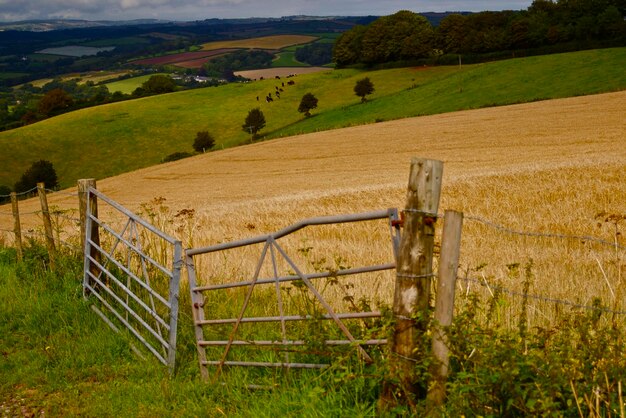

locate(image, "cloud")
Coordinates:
0 0 533 22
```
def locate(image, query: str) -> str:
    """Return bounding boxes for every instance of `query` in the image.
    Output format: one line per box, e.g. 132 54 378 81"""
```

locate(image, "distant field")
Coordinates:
36 46 115 57
104 73 167 94
25 71 131 88
1 47 625 190
130 49 237 66
172 51 236 69
271 51 308 67
201 35 318 50
235 66 329 79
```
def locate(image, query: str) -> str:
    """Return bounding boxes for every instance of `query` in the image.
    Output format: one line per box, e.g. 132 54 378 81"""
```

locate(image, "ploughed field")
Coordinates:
2 90 624 326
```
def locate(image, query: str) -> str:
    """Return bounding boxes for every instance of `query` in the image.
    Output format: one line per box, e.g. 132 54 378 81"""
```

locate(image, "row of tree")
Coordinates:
333 1 626 66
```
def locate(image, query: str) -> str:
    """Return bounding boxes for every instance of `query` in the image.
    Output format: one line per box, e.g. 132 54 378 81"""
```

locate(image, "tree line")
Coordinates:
333 1 626 67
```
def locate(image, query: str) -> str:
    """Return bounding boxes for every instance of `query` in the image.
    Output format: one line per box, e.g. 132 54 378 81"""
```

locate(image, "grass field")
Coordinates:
271 51 308 67
104 73 168 94
200 34 318 50
1 47 625 191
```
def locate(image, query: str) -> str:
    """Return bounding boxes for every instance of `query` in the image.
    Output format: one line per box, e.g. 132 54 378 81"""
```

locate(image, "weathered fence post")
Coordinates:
37 182 56 266
10 192 23 261
78 179 100 291
381 158 443 408
427 209 463 410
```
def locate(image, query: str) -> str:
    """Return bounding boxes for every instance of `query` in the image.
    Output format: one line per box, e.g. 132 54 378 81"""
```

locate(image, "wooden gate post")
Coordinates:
10 192 23 261
78 179 100 290
78 179 99 255
37 182 56 266
427 210 463 409
381 158 443 407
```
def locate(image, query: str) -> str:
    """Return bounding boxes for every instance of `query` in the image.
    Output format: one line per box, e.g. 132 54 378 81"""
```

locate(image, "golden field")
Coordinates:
2 90 624 326
200 35 318 51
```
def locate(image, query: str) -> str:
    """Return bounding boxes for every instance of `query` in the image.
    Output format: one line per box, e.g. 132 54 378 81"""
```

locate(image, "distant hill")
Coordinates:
0 19 170 32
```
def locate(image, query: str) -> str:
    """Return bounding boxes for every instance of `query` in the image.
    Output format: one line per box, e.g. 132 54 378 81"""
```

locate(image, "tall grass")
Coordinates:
1 234 624 416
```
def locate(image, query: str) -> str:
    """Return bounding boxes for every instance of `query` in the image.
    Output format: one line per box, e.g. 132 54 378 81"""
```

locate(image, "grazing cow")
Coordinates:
287 80 295 85
281 82 285 87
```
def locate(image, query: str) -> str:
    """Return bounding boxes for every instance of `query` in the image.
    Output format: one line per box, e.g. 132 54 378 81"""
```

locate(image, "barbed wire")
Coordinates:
464 214 625 250
0 187 38 198
460 277 626 316
44 188 79 197
50 212 81 223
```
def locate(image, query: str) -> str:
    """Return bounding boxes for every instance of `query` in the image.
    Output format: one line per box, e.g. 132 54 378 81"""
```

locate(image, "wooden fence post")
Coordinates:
10 192 23 262
78 179 100 290
427 210 463 410
381 158 443 407
37 182 56 266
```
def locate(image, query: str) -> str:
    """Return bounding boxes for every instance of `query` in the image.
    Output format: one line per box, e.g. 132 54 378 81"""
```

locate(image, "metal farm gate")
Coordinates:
185 209 402 381
82 186 182 372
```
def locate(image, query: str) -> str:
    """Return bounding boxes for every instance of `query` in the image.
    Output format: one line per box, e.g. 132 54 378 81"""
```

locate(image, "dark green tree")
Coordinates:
193 131 215 152
333 25 367 66
14 160 58 193
354 77 375 103
242 108 266 140
298 93 318 117
139 75 176 95
360 11 434 64
37 88 73 117
0 185 11 204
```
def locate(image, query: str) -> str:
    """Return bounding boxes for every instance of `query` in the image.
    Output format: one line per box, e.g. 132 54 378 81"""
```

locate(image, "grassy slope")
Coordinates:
1 47 625 189
104 73 167 94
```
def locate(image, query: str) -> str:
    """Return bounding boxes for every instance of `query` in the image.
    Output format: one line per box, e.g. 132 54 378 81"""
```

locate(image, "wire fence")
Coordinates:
1 186 623 320
459 276 626 316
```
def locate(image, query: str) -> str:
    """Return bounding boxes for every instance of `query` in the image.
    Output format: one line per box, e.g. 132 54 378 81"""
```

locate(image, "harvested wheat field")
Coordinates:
2 91 625 326
201 35 318 51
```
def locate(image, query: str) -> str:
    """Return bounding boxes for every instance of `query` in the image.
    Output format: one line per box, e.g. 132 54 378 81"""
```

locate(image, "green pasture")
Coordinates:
1 47 625 189
104 73 168 94
271 51 308 67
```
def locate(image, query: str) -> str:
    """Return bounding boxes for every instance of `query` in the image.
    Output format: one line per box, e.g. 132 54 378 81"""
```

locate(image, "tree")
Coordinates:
0 185 11 204
37 88 73 117
14 160 58 193
360 11 434 64
140 75 176 95
242 108 266 140
193 131 215 152
354 77 375 103
298 93 318 117
333 25 367 66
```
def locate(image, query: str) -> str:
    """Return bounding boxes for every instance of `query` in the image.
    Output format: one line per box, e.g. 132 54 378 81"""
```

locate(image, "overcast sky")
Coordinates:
0 0 535 23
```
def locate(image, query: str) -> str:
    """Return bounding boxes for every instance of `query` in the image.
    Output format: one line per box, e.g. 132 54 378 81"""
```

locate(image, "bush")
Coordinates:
298 93 318 117
162 151 193 162
192 131 215 153
14 160 58 193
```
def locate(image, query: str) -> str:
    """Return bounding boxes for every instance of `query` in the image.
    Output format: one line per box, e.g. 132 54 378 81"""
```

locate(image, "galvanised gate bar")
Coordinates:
82 186 182 373
185 208 402 381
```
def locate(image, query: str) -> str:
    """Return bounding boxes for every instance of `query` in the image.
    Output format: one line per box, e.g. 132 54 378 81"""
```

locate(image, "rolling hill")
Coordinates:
0 47 625 190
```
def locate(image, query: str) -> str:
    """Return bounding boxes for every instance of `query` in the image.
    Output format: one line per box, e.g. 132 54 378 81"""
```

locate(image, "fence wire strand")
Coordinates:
459 277 626 316
464 214 625 250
